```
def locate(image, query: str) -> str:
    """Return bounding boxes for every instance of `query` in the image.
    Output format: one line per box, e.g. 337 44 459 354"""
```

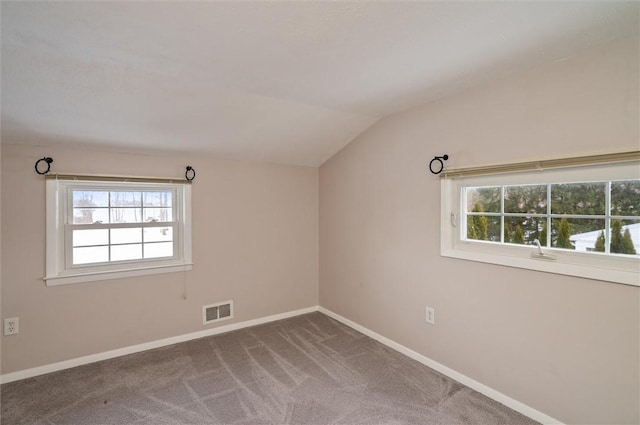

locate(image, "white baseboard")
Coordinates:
319 306 564 425
0 305 319 385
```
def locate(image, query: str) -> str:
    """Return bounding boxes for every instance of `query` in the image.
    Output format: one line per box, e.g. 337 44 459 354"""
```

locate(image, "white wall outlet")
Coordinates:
4 317 19 335
425 307 435 325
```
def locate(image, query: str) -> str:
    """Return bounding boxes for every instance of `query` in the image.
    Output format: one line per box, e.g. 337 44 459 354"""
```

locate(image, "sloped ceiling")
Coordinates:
1 1 638 166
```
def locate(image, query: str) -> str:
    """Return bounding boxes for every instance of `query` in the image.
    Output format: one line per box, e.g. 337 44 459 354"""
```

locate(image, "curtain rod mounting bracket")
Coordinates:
35 157 53 175
185 166 196 181
429 154 448 175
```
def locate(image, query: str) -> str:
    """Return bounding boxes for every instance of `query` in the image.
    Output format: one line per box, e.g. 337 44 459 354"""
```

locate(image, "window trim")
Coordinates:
440 161 640 287
45 178 192 286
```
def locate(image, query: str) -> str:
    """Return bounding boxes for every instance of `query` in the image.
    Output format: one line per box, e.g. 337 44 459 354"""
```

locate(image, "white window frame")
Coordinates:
441 161 640 287
45 178 192 286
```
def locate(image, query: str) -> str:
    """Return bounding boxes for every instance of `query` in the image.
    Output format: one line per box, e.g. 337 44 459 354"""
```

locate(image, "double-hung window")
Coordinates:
441 153 639 286
46 176 192 286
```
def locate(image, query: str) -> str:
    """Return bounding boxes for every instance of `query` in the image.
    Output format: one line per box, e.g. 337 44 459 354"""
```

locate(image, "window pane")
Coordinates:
111 244 142 261
144 242 173 259
73 229 108 247
144 227 173 243
552 218 604 251
111 228 142 245
72 190 108 207
504 216 543 245
110 192 142 207
504 185 547 214
610 220 639 255
72 208 109 224
73 246 109 265
143 208 172 222
466 187 500 213
110 208 143 223
466 215 500 242
144 192 172 207
551 183 605 215
611 180 640 217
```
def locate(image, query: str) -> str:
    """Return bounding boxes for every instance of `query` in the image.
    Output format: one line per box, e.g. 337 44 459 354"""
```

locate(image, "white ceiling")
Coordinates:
1 2 638 166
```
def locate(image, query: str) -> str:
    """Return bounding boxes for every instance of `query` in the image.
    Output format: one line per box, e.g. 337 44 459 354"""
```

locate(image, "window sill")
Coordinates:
44 263 193 286
442 242 639 287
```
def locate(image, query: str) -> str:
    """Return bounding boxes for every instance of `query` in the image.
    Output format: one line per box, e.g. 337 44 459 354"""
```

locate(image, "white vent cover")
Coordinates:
202 300 233 325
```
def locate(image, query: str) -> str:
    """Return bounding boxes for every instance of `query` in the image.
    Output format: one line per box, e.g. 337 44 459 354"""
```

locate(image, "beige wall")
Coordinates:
320 36 640 424
1 143 318 374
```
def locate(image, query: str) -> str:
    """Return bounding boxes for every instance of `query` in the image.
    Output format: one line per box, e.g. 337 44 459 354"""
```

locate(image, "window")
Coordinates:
464 181 639 254
46 178 192 286
441 157 639 286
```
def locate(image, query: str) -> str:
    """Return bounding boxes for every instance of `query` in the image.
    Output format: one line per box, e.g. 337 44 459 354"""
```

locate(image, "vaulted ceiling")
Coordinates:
2 2 638 166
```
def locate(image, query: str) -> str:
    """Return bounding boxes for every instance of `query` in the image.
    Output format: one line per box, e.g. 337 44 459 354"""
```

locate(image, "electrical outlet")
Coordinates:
425 307 435 325
4 318 19 335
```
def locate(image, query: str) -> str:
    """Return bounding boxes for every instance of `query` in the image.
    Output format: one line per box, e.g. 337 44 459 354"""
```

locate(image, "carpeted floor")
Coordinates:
1 312 539 425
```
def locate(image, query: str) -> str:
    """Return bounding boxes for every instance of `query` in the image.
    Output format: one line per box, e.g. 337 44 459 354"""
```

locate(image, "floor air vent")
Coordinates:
203 300 233 325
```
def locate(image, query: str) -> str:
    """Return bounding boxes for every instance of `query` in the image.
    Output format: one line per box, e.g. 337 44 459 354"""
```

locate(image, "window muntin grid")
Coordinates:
66 187 178 267
463 180 639 256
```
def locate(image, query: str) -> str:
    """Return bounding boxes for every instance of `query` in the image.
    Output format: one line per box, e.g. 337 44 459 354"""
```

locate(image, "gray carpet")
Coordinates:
1 312 539 425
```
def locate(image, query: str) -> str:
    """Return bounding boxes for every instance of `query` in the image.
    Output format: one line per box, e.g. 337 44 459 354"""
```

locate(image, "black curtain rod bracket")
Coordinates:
35 157 53 175
429 154 448 175
185 166 196 181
